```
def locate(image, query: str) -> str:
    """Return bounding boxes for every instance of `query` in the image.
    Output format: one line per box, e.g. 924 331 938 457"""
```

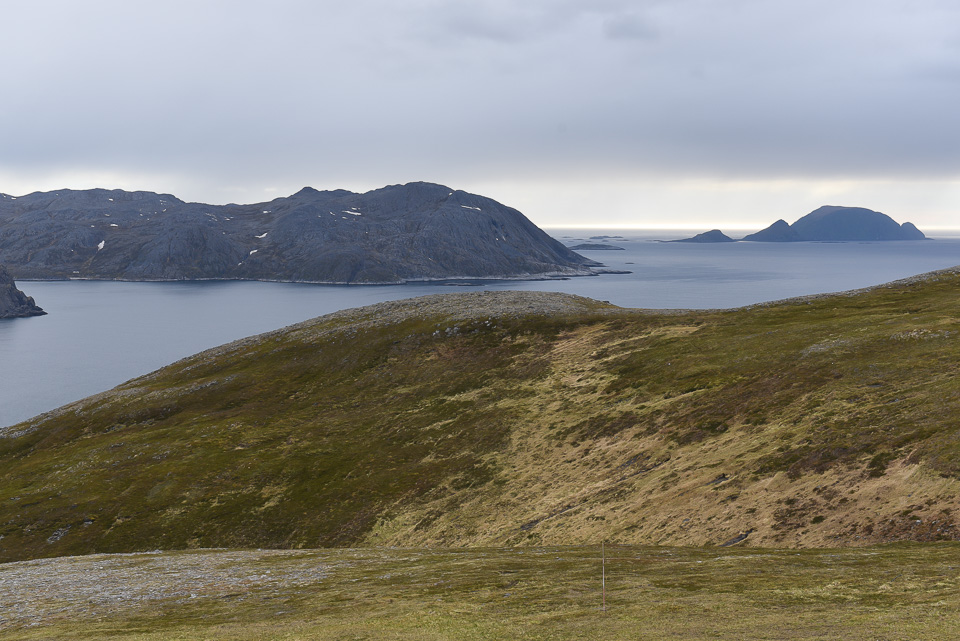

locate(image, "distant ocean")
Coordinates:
2 229 959 427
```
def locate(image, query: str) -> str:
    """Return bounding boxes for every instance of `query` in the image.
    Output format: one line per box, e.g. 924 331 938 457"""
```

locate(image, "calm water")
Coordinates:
2 229 959 427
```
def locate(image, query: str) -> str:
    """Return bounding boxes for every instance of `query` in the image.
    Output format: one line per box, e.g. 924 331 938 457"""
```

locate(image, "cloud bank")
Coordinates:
1 0 958 227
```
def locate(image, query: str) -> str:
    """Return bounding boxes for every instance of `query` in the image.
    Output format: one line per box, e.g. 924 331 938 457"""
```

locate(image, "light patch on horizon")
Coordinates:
468 176 960 231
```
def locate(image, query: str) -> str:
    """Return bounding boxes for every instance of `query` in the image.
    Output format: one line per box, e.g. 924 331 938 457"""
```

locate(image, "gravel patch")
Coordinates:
0 549 328 629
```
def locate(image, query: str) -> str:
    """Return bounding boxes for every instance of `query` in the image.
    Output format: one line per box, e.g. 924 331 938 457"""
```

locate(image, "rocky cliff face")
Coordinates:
743 206 926 242
0 183 598 283
0 265 44 318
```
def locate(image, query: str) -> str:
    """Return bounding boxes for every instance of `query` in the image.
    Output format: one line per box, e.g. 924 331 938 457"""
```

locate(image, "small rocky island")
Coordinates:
671 229 735 243
0 265 44 319
568 243 625 250
0 183 599 283
672 206 926 243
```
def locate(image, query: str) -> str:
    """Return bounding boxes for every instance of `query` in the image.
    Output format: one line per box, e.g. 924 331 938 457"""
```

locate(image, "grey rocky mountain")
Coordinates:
0 183 599 283
742 206 925 242
0 265 45 319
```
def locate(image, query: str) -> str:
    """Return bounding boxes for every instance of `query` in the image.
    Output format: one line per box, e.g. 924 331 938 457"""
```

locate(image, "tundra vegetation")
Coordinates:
1 270 959 637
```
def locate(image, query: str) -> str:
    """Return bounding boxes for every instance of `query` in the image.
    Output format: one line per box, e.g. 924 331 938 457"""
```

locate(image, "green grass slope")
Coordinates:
2 272 959 562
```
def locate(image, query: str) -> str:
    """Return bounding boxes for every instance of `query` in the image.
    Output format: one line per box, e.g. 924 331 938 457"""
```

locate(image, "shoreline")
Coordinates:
14 268 605 286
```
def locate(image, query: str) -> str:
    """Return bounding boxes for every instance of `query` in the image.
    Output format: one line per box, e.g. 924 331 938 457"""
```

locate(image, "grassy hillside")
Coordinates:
2 271 959 562
3 544 959 640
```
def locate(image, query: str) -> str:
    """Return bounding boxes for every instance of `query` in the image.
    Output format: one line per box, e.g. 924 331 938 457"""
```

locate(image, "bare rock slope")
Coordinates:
0 183 598 283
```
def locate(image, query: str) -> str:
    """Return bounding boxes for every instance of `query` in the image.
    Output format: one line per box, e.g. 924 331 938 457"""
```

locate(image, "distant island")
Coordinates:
672 206 926 242
670 229 735 243
567 243 625 250
0 265 44 319
0 182 599 284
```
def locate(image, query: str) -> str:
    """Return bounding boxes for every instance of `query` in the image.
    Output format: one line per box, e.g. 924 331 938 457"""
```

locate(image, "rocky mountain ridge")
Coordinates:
0 183 599 283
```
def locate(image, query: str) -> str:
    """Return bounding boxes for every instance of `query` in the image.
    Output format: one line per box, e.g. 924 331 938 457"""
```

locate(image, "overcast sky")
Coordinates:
2 0 958 229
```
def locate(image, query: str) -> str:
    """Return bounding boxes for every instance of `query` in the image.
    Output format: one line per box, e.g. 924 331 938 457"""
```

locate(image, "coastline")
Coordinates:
15 267 605 286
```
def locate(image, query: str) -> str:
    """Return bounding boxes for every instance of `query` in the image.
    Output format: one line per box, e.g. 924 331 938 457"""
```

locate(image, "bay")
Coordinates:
2 229 959 427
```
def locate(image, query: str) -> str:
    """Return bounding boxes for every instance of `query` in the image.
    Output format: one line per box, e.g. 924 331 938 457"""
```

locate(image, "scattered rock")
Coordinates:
719 530 753 547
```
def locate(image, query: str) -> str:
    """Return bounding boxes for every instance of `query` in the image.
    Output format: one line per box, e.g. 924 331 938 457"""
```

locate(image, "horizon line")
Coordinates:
541 224 960 232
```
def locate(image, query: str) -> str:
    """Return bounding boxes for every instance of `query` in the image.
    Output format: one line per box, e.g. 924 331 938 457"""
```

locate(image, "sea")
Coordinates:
2 228 959 428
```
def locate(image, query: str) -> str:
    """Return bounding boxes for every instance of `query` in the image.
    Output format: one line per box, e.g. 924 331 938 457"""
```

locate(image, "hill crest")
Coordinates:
2 269 960 562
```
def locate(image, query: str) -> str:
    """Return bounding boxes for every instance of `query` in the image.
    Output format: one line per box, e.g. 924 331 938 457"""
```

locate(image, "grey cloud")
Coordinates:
419 0 662 45
603 13 659 40
430 5 533 43
1 0 960 206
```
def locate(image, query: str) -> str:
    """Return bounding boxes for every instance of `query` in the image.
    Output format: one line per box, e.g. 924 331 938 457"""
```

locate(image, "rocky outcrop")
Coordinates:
670 229 735 243
0 265 44 318
0 183 599 283
743 206 926 242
